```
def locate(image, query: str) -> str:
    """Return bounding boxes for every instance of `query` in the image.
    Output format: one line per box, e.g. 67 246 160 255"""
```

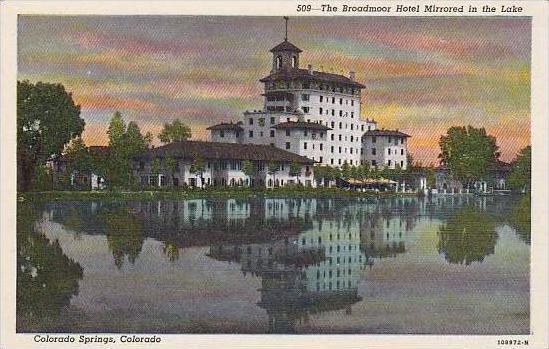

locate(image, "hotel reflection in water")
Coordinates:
44 195 498 333
126 197 425 333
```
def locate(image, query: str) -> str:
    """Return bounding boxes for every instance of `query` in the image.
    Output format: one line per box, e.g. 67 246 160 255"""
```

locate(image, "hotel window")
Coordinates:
339 122 343 129
301 94 310 101
276 55 282 69
388 148 391 155
372 148 376 155
339 135 342 141
388 137 392 143
303 106 310 113
351 112 354 118
401 138 404 144
331 134 334 141
368 126 371 131
249 130 253 138
249 118 253 125
331 159 334 165
220 131 225 138
320 156 323 163
332 97 335 104
331 146 334 153
270 130 275 137
285 142 290 150
304 142 308 150
339 98 343 104
401 161 404 167
302 82 310 89
388 160 392 166
338 147 342 153
286 129 291 137
320 132 324 138
401 149 404 155
372 136 376 143
331 109 335 116
320 143 323 151
338 159 342 165
350 136 354 142
339 110 343 117
351 100 354 106
372 160 377 166
361 125 364 131
350 124 354 130
270 116 275 124
350 148 353 154
319 107 323 114
260 131 263 137
304 130 308 137
331 121 335 128
320 95 324 102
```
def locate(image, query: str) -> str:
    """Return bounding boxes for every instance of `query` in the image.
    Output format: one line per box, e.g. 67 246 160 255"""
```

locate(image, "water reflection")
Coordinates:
21 195 531 333
17 203 83 330
437 207 498 265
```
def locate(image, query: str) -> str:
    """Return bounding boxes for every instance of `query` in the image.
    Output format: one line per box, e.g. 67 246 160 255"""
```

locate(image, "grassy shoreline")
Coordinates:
19 187 419 202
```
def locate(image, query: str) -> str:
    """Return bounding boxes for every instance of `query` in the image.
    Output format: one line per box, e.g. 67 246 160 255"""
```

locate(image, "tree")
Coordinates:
340 161 351 179
17 80 85 191
267 162 279 187
189 157 206 188
438 126 500 189
163 155 177 186
289 161 302 185
105 112 149 189
506 146 531 192
64 137 93 174
158 119 192 144
242 160 257 186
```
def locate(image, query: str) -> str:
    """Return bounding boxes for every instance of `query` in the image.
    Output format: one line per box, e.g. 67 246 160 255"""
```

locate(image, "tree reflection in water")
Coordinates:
437 207 497 265
103 208 145 268
17 203 83 330
508 196 530 245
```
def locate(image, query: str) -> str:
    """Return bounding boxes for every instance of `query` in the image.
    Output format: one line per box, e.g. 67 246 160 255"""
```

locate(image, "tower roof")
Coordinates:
270 40 302 53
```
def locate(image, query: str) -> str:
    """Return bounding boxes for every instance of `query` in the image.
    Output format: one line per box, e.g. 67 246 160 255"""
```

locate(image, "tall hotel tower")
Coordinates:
208 19 408 169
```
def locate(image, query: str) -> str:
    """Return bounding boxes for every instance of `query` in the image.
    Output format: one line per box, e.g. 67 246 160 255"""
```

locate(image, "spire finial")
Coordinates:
283 16 289 41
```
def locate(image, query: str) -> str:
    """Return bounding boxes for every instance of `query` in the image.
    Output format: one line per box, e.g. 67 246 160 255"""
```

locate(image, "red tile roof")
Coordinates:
143 140 315 164
363 130 411 138
206 122 243 131
272 121 331 131
260 68 365 88
270 40 302 53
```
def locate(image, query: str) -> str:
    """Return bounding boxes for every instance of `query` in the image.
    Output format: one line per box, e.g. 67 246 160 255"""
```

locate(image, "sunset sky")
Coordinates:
18 16 531 164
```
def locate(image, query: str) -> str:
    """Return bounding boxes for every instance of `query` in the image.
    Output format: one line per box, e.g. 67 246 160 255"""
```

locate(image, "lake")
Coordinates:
17 195 530 334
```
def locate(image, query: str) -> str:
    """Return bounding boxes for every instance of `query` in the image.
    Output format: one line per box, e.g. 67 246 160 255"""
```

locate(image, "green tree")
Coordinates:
105 113 149 189
163 155 177 186
64 137 93 174
242 160 257 186
17 80 85 191
508 196 531 244
267 162 279 187
438 126 500 189
289 161 302 185
506 146 531 192
340 161 351 179
158 119 192 144
189 157 206 188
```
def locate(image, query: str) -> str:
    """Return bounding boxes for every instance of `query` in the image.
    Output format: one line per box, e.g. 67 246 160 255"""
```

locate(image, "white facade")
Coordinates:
361 132 409 169
208 38 409 170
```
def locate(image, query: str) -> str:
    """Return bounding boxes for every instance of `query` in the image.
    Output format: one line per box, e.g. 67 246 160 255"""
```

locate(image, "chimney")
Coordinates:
349 71 355 81
307 64 313 75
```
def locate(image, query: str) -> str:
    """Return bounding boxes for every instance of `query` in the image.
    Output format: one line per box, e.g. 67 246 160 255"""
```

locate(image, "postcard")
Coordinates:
1 1 547 348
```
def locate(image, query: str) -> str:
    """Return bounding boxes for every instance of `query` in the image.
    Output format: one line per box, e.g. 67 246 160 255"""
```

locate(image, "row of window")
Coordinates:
266 82 357 95
318 95 356 106
368 136 405 144
368 148 406 156
318 107 355 118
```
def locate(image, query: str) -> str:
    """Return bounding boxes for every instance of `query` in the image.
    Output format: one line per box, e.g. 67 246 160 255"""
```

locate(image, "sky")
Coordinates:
18 16 531 164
